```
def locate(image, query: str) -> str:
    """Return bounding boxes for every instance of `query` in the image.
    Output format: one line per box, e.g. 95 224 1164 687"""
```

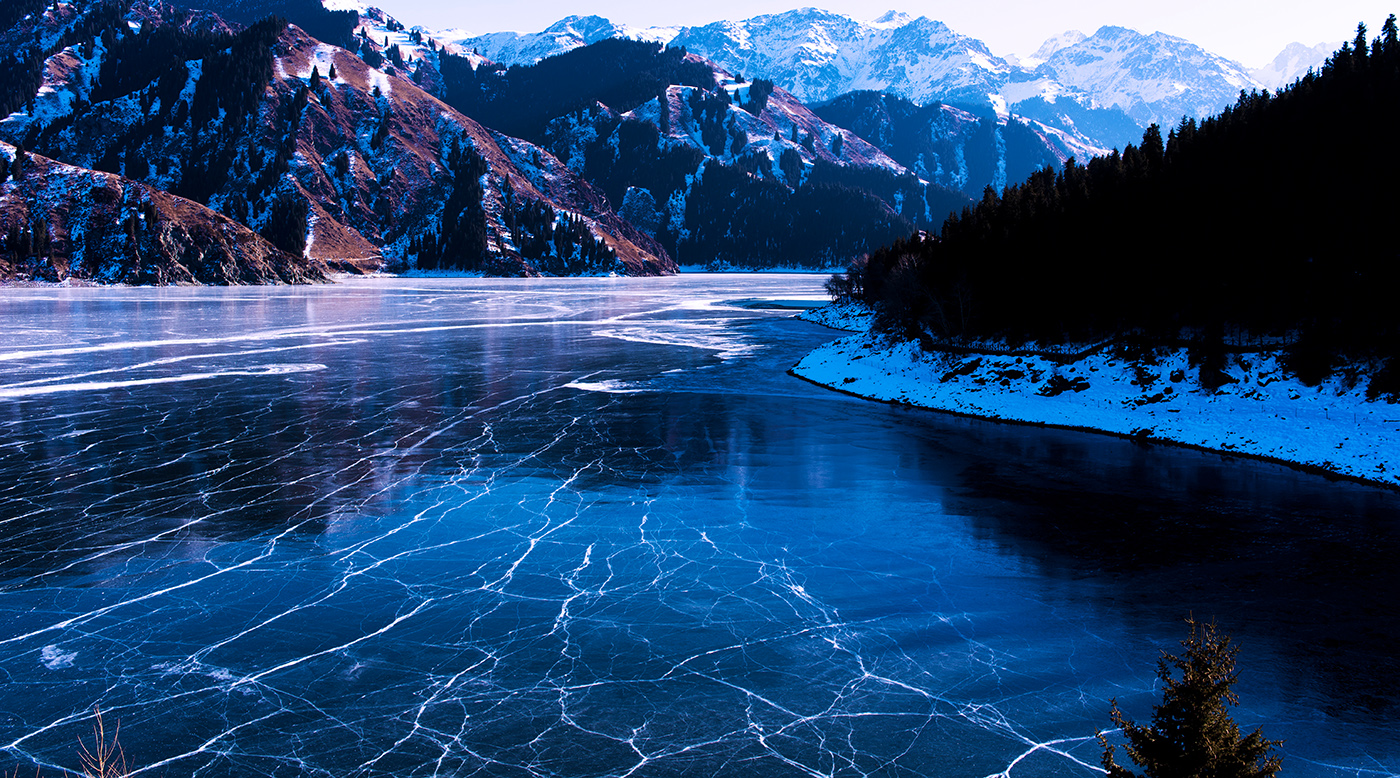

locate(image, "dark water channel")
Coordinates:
0 276 1394 777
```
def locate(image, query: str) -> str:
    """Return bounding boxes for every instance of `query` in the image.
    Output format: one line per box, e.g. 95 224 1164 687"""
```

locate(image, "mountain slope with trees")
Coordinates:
812 90 1105 199
834 17 1400 388
440 39 971 268
0 0 672 281
1 142 324 284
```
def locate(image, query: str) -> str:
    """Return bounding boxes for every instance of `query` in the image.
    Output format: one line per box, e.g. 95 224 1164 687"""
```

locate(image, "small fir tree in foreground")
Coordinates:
1098 617 1283 778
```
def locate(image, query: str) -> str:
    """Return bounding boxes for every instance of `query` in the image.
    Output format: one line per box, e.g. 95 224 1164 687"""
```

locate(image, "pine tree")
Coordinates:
309 65 321 91
328 62 337 80
1098 618 1283 778
1140 123 1164 170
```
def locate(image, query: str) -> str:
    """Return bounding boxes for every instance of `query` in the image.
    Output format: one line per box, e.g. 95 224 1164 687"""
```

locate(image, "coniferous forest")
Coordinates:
833 17 1400 387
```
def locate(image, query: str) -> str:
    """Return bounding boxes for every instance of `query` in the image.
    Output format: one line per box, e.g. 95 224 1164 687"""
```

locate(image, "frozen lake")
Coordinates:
0 276 1396 777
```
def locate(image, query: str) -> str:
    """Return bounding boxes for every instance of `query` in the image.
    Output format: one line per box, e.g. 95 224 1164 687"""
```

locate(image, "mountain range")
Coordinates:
0 0 1346 284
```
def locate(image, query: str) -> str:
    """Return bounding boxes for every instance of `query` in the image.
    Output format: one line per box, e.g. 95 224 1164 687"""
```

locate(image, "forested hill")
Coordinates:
439 39 972 269
838 17 1400 386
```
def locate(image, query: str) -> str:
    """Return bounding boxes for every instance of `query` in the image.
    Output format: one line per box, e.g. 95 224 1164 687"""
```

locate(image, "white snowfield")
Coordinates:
795 304 1400 488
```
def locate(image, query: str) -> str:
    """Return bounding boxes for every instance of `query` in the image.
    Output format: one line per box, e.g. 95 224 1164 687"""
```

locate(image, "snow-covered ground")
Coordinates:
794 304 1400 488
795 300 876 330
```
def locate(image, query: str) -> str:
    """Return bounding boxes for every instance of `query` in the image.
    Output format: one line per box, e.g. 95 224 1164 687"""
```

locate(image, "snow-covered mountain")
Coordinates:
451 15 675 65
462 9 1012 108
1022 30 1087 67
665 9 1011 107
455 8 1270 150
1252 41 1338 89
1029 26 1261 129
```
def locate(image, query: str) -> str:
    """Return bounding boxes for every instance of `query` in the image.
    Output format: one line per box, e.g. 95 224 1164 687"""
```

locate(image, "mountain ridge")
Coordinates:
453 7 1271 151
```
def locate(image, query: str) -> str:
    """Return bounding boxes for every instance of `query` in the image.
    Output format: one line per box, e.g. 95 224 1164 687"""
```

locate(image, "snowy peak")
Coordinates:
872 10 914 27
1032 25 1260 127
1252 41 1338 89
542 14 616 38
670 9 1012 106
1023 30 1086 66
451 14 677 65
458 8 1012 107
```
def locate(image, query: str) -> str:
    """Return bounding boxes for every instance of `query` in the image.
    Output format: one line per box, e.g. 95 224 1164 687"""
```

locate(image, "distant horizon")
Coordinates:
371 1 1389 67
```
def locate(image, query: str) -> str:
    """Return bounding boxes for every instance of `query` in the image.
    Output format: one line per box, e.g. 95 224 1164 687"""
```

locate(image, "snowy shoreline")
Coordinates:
793 304 1400 490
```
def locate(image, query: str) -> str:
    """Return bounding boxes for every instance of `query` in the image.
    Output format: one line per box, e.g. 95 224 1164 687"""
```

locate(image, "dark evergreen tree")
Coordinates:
435 141 489 270
745 79 774 114
359 39 383 68
656 88 670 134
260 194 309 256
1098 618 1283 778
779 147 802 184
370 112 391 151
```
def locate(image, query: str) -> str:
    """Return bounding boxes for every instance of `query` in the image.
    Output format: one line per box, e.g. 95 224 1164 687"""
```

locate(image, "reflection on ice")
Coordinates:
590 323 760 360
0 363 327 397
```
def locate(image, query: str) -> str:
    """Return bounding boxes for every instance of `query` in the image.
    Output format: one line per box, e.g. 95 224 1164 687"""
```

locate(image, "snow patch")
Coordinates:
40 645 77 669
565 380 644 394
796 302 875 331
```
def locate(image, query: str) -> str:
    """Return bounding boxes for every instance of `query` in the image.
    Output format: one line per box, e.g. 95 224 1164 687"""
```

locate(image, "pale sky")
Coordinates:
369 0 1394 67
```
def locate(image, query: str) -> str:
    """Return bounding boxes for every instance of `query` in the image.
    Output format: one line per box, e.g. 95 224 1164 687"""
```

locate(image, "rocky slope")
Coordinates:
1 142 323 284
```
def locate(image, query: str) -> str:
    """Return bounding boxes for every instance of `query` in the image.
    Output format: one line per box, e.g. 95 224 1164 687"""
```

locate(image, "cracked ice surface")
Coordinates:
0 277 1396 777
